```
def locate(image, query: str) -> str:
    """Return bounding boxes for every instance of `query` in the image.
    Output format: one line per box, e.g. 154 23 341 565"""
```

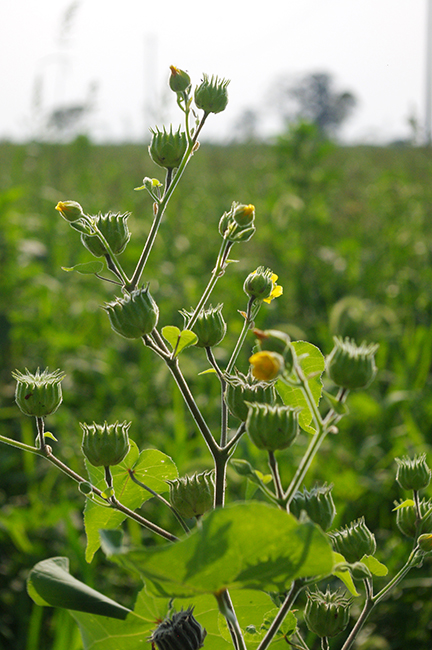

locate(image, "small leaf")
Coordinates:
361 554 388 577
393 499 415 510
161 326 197 356
332 553 359 597
198 368 218 376
162 325 181 350
27 557 130 619
62 261 104 275
101 486 115 499
176 329 198 355
43 431 58 442
323 390 349 416
69 219 94 235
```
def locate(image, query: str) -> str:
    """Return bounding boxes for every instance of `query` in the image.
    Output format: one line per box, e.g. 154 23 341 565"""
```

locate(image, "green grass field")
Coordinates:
1 130 432 648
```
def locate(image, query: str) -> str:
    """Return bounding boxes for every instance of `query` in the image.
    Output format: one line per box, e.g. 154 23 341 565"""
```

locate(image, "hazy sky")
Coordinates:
0 0 428 143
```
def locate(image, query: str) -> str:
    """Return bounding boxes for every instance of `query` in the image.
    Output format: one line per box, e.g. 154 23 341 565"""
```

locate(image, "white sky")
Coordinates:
0 0 428 143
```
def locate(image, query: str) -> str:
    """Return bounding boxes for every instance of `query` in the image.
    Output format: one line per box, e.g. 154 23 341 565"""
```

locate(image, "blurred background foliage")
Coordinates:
1 125 432 648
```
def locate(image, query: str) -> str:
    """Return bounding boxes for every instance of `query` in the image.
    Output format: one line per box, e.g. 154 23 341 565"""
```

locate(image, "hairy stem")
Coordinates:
129 114 208 290
226 298 261 375
257 579 303 650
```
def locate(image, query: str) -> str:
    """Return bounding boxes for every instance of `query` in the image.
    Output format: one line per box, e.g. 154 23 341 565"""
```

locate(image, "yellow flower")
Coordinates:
263 273 283 304
249 351 283 381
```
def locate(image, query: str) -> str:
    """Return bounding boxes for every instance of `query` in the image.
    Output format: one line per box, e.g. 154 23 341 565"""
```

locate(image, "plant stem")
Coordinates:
216 589 248 650
225 422 246 453
0 433 178 542
128 469 190 534
206 347 228 448
284 427 328 507
226 298 261 375
185 239 233 332
268 451 284 502
129 114 208 291
256 579 303 650
340 548 423 650
161 353 221 458
281 351 331 507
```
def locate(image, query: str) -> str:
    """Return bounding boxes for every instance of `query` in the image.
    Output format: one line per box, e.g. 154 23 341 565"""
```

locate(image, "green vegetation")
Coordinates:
1 128 432 648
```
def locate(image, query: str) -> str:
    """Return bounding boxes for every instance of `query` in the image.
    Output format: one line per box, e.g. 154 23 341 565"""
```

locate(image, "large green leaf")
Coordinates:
277 340 325 434
84 441 178 562
71 585 167 649
27 557 130 620
70 587 293 650
109 501 334 598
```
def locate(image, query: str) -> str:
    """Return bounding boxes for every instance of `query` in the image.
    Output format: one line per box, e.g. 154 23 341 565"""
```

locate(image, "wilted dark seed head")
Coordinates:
149 607 206 650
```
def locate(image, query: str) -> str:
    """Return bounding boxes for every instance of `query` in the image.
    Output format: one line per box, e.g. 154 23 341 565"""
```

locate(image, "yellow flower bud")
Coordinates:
249 351 284 381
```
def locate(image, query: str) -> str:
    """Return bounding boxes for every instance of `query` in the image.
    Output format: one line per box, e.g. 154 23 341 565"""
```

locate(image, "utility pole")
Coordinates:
426 0 432 144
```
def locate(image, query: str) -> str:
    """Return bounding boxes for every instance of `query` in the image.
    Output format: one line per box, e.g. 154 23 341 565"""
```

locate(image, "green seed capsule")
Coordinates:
194 74 229 114
12 368 65 418
181 304 227 348
290 484 336 531
246 402 299 452
225 371 277 421
167 471 215 519
104 286 159 339
81 421 130 467
81 212 131 257
396 454 431 492
149 126 187 171
329 517 376 563
304 588 351 638
326 336 378 390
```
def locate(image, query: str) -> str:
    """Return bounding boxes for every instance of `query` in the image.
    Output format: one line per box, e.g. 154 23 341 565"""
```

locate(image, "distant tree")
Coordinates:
276 72 357 137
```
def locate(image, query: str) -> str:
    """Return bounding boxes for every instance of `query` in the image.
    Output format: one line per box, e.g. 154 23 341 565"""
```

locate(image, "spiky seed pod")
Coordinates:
104 286 159 339
149 607 206 650
225 370 277 422
396 454 431 492
81 421 130 467
395 498 432 538
289 484 336 532
329 517 376 563
167 471 215 519
194 74 229 114
81 212 131 257
304 587 351 638
245 402 300 452
181 304 227 348
326 336 378 390
12 368 65 418
149 126 187 170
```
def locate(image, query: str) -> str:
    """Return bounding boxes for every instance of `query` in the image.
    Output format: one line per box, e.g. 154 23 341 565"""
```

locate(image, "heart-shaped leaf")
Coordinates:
162 326 198 356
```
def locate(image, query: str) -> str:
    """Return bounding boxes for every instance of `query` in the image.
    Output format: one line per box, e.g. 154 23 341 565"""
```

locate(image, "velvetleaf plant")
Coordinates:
1 66 432 650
